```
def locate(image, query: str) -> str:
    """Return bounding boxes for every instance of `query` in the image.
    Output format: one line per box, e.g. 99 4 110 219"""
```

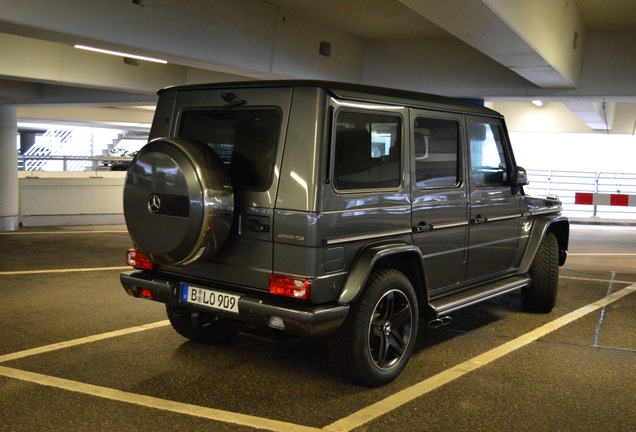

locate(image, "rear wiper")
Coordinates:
224 100 246 108
221 92 246 108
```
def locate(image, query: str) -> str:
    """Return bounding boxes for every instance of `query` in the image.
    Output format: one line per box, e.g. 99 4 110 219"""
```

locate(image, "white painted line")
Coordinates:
0 230 128 235
568 253 636 256
561 275 636 285
0 266 129 276
0 283 634 432
0 365 321 432
323 283 636 432
0 321 171 363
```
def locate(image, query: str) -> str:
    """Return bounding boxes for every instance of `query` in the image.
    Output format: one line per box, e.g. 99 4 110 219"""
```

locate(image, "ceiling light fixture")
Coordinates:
74 44 167 64
531 100 544 107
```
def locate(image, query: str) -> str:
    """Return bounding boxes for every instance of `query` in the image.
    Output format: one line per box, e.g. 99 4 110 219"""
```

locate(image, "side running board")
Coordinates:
429 275 530 317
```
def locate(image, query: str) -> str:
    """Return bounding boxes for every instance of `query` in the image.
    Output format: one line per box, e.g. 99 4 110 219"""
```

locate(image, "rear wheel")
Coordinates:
522 233 559 312
333 269 418 386
166 305 237 345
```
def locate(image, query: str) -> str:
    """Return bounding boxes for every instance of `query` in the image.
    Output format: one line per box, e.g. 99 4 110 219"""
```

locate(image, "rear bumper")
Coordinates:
120 270 349 337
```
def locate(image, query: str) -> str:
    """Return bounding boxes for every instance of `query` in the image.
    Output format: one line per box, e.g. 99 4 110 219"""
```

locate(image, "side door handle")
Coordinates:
412 222 433 233
246 218 270 233
471 215 487 225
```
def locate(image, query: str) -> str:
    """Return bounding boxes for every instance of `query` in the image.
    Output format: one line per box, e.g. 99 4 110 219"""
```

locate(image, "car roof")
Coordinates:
158 80 501 117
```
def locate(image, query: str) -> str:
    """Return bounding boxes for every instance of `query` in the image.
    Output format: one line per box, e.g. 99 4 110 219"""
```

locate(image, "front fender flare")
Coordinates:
517 215 569 274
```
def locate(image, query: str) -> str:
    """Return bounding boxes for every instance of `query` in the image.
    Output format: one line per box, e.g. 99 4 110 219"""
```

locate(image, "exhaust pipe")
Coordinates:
428 315 453 328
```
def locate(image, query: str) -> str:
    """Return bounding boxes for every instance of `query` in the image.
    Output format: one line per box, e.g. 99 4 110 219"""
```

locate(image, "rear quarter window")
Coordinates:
333 110 402 191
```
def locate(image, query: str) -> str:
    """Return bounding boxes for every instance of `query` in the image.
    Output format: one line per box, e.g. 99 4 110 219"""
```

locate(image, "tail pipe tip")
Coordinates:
428 316 453 328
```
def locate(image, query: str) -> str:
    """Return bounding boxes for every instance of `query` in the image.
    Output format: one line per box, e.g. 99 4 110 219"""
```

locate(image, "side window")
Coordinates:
414 117 460 188
333 110 401 190
469 121 508 186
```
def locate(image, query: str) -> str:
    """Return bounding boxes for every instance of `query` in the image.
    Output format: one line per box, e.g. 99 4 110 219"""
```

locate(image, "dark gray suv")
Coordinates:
120 81 569 386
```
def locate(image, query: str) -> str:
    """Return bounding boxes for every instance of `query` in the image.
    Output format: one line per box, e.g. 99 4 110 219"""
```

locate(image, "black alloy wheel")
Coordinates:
334 269 418 387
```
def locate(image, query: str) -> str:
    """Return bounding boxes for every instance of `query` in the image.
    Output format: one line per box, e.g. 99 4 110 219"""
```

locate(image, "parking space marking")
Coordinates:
0 365 321 432
561 275 636 284
0 283 634 432
0 230 128 235
568 253 636 256
0 321 170 363
0 266 129 276
323 283 636 432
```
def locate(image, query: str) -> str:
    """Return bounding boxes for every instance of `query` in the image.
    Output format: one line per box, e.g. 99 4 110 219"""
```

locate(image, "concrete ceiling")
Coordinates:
0 0 635 133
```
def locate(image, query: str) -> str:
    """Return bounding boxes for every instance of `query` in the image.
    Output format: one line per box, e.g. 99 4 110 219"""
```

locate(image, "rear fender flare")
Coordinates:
337 243 424 305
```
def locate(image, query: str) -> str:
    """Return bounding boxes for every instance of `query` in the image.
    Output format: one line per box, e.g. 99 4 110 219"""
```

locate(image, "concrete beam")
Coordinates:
398 0 586 89
563 100 615 131
17 106 154 131
0 79 41 99
0 33 187 94
0 0 365 82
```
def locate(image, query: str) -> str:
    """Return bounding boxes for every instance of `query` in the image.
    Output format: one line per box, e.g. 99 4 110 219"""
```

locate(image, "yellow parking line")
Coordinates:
323 283 636 432
561 275 636 284
0 365 321 432
0 230 128 235
0 283 633 432
568 253 636 256
0 321 171 363
0 266 129 276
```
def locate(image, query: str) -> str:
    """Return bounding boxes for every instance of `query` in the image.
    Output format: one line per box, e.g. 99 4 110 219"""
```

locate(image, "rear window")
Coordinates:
178 108 281 190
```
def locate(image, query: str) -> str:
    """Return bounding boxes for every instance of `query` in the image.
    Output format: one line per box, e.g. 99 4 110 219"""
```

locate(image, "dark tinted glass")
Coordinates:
334 111 401 190
413 117 459 188
179 108 281 190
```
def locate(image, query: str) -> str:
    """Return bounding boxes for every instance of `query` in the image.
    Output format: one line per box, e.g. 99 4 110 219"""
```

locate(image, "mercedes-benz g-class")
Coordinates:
120 81 569 386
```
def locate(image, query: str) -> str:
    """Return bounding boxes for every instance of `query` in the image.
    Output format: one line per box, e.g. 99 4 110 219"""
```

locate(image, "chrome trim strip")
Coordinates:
529 207 562 216
325 229 412 245
431 221 469 229
321 205 411 215
485 214 522 222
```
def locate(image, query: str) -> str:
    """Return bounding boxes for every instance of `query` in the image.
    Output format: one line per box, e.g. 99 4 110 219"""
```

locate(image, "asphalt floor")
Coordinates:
0 224 634 431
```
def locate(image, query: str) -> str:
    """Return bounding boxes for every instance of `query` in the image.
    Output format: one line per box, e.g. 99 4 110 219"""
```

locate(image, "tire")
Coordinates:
333 269 419 387
166 305 237 345
123 138 234 266
522 232 559 312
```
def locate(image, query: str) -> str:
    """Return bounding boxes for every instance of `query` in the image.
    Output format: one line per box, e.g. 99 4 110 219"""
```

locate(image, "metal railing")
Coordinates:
14 158 636 220
17 155 133 173
525 169 636 220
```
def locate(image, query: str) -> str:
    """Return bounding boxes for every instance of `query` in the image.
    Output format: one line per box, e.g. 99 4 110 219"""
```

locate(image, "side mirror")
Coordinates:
514 166 529 186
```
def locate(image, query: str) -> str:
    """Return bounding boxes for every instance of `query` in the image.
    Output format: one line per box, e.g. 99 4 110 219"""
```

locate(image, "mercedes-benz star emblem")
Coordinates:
148 194 161 214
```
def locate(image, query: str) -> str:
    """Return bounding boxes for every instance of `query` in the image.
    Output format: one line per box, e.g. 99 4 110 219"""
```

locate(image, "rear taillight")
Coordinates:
269 274 311 300
126 248 154 270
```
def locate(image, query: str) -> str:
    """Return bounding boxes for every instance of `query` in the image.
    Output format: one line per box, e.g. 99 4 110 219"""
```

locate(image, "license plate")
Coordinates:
181 284 240 314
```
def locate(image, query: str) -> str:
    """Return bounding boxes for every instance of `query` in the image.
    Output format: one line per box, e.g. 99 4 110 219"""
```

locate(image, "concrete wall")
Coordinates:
18 171 125 227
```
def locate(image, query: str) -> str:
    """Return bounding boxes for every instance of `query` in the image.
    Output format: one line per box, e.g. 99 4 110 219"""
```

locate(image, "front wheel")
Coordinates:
333 269 419 386
166 305 237 345
522 233 559 313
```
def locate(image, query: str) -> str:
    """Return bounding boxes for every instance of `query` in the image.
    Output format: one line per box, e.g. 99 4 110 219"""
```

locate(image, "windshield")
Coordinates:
178 108 282 190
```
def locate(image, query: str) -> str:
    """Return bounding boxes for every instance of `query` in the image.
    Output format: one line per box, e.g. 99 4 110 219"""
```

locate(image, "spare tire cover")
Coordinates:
123 137 234 265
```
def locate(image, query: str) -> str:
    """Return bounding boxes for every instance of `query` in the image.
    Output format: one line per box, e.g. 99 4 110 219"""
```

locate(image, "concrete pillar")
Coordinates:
0 105 19 231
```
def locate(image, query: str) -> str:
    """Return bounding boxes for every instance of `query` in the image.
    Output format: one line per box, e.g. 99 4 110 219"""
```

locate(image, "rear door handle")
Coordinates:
247 218 270 233
413 222 433 233
471 215 487 225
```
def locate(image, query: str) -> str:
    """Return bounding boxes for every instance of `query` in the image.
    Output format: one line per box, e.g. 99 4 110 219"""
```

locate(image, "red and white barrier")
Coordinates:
574 192 636 206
